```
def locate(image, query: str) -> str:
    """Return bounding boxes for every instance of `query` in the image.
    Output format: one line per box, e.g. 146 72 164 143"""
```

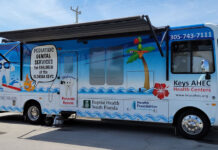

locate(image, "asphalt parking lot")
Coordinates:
0 112 218 150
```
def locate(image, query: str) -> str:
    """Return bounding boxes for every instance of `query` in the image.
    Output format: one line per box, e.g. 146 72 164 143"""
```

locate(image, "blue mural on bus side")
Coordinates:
0 27 214 101
0 42 21 92
16 33 168 100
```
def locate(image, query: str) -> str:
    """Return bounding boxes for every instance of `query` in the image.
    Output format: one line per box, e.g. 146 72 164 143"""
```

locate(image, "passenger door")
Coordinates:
59 51 78 107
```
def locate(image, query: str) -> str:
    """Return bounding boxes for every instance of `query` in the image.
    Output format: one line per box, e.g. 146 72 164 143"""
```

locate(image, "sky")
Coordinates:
0 0 218 32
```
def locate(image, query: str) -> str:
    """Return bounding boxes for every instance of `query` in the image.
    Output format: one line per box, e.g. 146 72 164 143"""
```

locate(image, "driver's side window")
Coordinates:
172 40 214 73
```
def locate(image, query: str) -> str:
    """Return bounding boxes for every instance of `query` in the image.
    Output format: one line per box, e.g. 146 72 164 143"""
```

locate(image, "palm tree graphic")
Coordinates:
127 37 155 90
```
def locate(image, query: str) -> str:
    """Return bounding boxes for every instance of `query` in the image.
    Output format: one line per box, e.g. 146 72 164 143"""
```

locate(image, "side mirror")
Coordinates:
201 59 210 80
205 73 211 80
201 59 209 72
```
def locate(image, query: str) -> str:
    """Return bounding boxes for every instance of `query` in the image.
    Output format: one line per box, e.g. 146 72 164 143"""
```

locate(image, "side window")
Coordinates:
90 48 105 85
0 44 20 83
192 40 213 73
106 46 124 85
172 42 191 73
0 45 20 70
89 47 124 85
172 40 214 73
64 55 73 73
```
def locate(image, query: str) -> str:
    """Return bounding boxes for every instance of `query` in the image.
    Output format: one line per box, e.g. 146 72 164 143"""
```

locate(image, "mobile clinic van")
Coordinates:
0 15 217 139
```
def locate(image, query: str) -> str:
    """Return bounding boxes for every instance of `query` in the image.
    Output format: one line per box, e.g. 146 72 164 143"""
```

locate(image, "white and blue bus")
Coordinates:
0 15 217 139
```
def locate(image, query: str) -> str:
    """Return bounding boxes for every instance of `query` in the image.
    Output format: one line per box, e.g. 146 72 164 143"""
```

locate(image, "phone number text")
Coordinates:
170 32 212 40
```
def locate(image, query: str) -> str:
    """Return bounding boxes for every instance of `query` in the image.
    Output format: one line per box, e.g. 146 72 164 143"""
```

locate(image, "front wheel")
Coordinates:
176 110 210 139
25 103 43 124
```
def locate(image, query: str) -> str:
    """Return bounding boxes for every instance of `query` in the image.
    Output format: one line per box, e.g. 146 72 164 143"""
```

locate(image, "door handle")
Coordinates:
60 81 65 84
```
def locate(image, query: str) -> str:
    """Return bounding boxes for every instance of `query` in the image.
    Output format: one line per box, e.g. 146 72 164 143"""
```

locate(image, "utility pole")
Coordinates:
70 6 81 23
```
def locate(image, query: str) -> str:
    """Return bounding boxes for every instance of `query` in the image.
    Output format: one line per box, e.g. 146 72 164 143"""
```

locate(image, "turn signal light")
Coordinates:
212 103 216 106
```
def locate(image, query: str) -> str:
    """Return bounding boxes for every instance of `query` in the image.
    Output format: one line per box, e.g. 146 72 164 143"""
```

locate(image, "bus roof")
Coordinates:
0 15 167 43
170 24 204 30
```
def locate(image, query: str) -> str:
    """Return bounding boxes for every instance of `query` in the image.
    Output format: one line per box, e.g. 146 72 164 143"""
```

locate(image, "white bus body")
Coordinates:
0 16 217 139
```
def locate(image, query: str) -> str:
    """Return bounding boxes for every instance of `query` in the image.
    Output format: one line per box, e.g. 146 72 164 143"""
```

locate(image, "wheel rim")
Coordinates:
181 115 204 135
27 106 40 121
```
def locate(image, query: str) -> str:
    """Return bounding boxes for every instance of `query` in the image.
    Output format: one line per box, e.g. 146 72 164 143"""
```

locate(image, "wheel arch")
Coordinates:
172 106 211 127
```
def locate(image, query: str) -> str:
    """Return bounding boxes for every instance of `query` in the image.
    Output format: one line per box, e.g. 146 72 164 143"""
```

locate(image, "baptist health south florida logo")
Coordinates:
83 100 91 108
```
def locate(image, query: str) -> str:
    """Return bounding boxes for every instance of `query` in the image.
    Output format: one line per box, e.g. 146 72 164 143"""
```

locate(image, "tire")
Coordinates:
25 103 43 124
61 114 71 119
61 112 76 119
176 110 210 139
44 117 54 126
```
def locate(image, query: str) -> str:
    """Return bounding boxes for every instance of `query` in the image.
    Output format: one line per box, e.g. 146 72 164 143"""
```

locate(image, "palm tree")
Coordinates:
127 37 155 90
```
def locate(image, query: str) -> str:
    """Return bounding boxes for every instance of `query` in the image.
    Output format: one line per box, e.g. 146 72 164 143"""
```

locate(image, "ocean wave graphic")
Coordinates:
0 106 22 112
97 87 106 93
78 87 153 95
76 110 170 122
20 86 60 93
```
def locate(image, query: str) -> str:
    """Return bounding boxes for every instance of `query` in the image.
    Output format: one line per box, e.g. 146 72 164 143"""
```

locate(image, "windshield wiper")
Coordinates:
0 53 9 63
0 42 20 63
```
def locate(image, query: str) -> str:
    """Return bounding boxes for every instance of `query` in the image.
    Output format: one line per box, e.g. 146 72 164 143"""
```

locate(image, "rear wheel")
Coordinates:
176 110 210 139
61 114 71 119
26 103 43 124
